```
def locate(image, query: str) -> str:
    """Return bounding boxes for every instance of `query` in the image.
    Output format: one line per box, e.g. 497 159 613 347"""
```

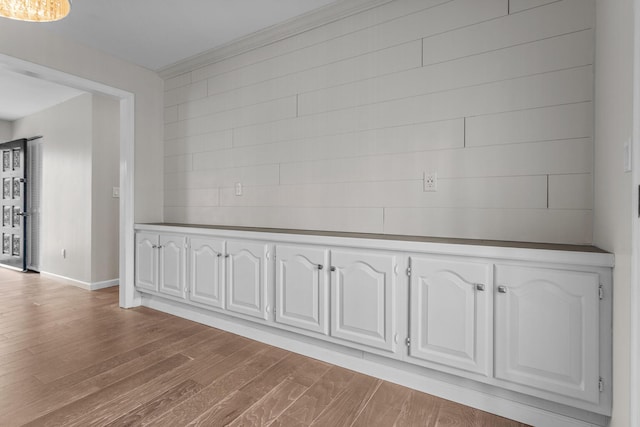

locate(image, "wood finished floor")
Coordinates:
0 269 531 427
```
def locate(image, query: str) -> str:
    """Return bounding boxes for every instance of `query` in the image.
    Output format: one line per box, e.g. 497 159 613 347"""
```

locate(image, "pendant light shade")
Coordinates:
0 0 71 22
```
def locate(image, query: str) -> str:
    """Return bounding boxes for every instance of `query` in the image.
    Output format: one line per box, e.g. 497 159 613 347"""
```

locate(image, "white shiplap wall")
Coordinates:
163 0 595 245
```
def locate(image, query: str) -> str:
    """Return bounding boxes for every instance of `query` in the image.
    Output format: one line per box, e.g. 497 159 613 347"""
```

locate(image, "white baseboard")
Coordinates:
90 279 119 290
40 271 118 291
143 295 607 427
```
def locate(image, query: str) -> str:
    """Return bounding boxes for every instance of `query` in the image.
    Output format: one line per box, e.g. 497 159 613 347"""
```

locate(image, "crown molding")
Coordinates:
158 0 395 80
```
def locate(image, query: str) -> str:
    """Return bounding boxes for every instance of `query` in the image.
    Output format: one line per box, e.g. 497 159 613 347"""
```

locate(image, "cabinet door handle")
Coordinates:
317 264 323 270
330 266 336 272
216 253 222 258
225 254 230 258
151 245 157 249
475 283 485 291
498 285 508 294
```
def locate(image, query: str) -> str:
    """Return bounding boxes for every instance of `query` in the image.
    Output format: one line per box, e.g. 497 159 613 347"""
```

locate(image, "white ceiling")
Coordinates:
40 0 341 71
0 0 341 122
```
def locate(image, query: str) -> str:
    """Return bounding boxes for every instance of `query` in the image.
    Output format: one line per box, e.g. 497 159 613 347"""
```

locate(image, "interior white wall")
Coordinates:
12 94 121 286
91 95 120 283
0 120 11 141
594 0 634 426
12 94 93 282
0 19 164 223
162 0 595 245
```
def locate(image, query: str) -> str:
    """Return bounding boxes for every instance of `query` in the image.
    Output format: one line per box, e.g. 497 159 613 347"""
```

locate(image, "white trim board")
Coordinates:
142 295 606 427
631 1 640 425
40 271 118 291
158 0 394 78
0 54 137 309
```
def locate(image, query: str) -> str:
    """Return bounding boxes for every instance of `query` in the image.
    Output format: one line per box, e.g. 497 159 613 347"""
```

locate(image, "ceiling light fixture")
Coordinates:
0 0 71 22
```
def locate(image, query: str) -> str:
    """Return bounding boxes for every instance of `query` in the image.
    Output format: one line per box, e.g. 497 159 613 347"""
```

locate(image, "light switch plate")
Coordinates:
112 187 120 198
624 139 632 172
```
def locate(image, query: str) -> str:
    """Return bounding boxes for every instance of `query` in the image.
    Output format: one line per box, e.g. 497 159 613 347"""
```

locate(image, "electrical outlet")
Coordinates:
423 171 438 192
235 182 243 196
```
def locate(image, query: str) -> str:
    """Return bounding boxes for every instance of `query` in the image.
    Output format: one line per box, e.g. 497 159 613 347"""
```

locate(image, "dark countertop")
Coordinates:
139 223 608 254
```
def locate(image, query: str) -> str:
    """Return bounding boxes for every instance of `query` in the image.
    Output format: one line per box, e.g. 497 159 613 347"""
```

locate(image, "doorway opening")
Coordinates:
0 53 136 309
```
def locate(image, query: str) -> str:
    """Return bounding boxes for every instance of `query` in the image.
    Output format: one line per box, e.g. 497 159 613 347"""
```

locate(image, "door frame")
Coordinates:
0 53 138 309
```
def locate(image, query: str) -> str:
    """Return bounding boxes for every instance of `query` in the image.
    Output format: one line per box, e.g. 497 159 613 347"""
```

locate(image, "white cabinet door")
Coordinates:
158 235 186 299
135 232 158 292
275 244 329 335
409 257 491 376
330 249 396 352
226 240 269 320
494 265 600 404
189 237 225 309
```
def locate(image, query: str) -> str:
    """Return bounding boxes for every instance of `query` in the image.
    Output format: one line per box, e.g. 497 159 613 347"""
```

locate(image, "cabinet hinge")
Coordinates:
599 377 604 392
405 337 411 347
599 285 604 300
406 267 412 277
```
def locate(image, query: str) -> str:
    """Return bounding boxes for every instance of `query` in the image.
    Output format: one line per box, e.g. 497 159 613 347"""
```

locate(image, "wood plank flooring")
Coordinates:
0 269 531 426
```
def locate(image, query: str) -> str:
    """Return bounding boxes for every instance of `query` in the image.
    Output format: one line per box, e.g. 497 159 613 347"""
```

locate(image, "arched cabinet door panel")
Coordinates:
330 249 396 353
274 244 329 335
135 232 158 292
408 257 491 376
189 237 225 309
494 265 600 404
226 240 269 320
158 235 186 298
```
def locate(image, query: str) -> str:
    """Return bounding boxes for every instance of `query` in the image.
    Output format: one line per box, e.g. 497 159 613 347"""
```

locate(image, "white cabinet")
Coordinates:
188 237 225 309
135 232 186 299
408 257 491 376
133 224 613 419
275 244 329 335
226 240 270 321
135 232 157 292
330 249 397 352
494 265 601 404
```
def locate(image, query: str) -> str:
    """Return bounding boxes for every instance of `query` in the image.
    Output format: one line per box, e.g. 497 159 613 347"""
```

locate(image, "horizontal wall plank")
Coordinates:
383 208 592 244
165 130 233 157
165 97 297 140
279 138 592 184
299 29 592 115
548 174 593 209
165 155 193 174
165 189 220 207
422 0 593 66
189 0 449 82
235 67 592 147
465 102 592 147
165 80 207 107
164 106 178 124
174 41 421 121
189 119 463 170
165 72 192 91
509 0 560 14
164 207 384 234
218 176 547 209
164 164 280 190
203 0 506 96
